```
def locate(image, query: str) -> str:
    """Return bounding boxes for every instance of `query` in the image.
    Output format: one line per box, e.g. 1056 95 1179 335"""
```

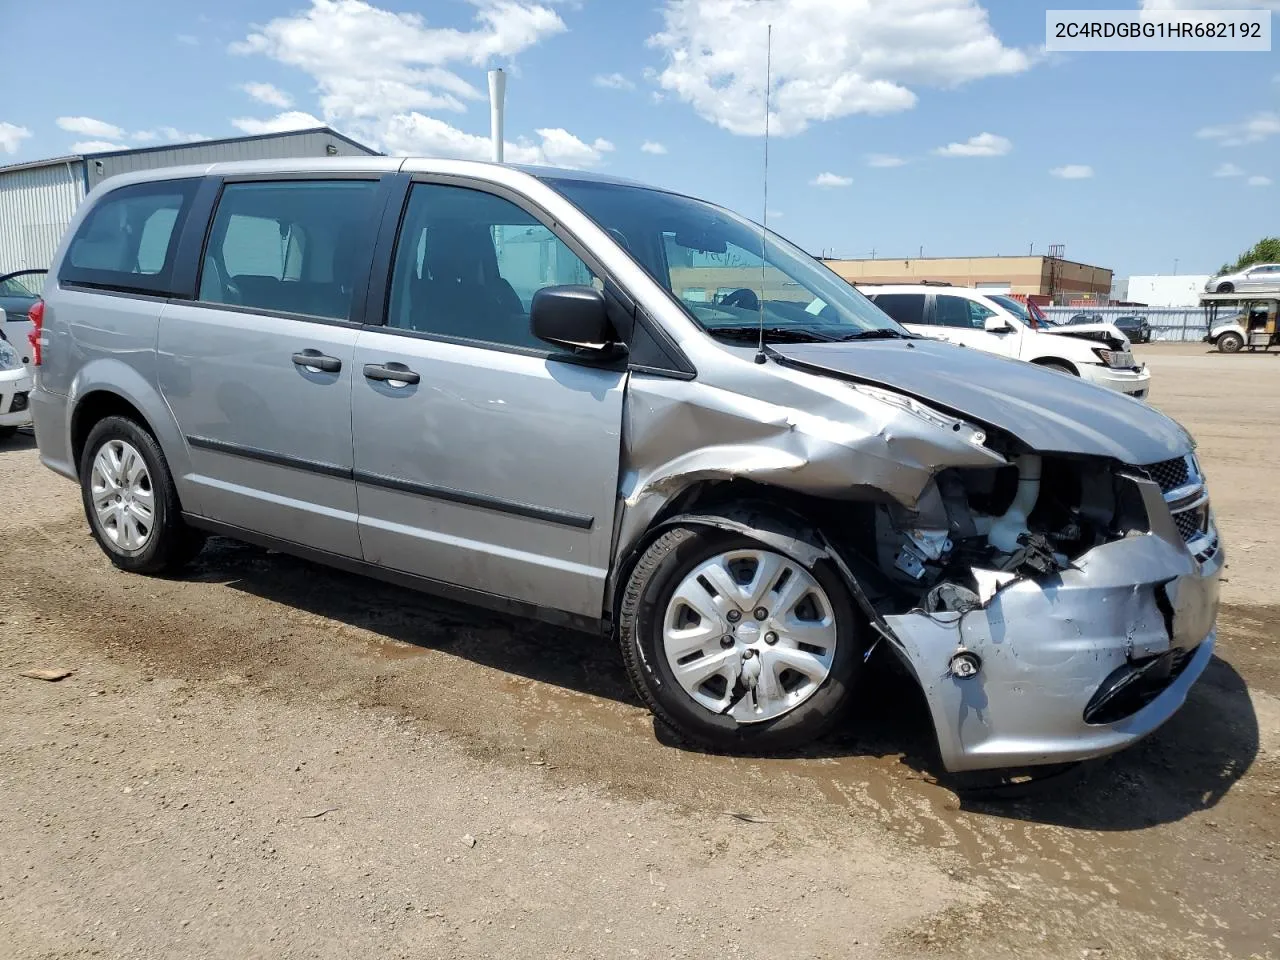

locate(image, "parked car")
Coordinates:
860 285 1151 399
0 310 34 439
1205 263 1280 294
28 158 1220 774
1067 312 1151 344
0 269 46 366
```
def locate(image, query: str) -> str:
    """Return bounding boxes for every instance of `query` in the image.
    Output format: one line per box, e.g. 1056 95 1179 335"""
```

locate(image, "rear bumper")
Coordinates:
29 385 76 479
884 529 1222 773
1079 362 1152 399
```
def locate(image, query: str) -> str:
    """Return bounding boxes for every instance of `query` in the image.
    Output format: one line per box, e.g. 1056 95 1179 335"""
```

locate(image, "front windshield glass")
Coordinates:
988 293 1063 327
545 179 907 344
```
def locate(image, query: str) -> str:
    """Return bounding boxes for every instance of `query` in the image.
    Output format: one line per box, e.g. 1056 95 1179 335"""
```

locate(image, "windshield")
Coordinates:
988 294 1063 327
545 179 906 343
0 270 45 298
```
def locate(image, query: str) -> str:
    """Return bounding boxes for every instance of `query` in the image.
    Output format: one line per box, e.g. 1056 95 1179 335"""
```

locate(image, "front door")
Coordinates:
157 177 385 556
350 181 625 619
931 293 1021 358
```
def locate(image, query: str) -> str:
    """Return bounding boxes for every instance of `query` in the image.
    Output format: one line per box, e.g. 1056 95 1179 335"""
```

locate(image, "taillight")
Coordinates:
27 299 43 366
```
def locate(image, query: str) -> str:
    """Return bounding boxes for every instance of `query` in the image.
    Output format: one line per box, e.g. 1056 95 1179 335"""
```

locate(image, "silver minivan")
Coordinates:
28 157 1222 773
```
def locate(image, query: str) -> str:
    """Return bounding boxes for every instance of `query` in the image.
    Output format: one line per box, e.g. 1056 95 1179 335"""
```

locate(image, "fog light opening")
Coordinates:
948 650 982 679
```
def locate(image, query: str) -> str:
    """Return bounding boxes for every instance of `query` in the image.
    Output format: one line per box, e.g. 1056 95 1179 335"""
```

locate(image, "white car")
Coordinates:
1205 263 1280 294
860 285 1151 399
0 309 34 438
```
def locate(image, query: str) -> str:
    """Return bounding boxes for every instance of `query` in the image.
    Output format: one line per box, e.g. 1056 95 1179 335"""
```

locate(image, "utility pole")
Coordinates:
1174 258 1179 274
869 247 876 259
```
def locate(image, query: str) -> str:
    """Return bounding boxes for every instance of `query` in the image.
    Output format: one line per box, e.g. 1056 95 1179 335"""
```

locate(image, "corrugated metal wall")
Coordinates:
0 160 86 273
88 130 375 189
1043 306 1209 342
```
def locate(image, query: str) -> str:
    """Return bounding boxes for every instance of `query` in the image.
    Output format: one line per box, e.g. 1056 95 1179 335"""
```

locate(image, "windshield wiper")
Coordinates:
707 325 839 344
838 329 914 341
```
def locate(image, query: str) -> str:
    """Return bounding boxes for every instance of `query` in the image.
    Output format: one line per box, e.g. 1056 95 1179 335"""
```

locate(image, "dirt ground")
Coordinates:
1 342 1277 960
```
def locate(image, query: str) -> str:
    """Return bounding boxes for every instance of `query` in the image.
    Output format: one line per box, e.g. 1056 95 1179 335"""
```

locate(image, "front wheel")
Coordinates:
618 526 862 752
1037 360 1077 376
1217 331 1244 354
79 416 205 574
1217 282 1234 294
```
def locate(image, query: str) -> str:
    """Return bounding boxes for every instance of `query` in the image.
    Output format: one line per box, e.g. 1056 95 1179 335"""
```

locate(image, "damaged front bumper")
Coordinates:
884 531 1222 773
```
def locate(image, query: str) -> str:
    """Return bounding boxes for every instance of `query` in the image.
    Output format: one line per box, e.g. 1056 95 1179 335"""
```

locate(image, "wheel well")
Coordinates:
609 478 880 621
1031 356 1079 376
70 391 153 473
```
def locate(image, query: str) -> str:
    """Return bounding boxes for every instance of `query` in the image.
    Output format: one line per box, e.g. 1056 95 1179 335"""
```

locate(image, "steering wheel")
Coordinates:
719 287 759 311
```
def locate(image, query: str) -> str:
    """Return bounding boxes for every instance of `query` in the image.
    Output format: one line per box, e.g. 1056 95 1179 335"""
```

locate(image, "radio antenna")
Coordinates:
754 22 773 365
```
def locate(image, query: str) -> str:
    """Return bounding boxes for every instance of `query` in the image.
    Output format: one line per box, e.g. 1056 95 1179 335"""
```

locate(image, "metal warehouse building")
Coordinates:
0 127 377 274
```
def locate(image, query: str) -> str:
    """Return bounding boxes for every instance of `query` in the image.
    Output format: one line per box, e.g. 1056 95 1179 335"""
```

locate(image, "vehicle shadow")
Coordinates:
0 428 37 451
194 536 1258 831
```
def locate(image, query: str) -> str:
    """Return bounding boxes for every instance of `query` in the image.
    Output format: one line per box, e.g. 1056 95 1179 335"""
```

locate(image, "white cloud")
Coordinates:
132 130 158 142
1248 175 1273 187
241 82 294 108
641 140 668 154
1197 111 1280 146
230 0 612 168
232 111 324 135
866 153 906 167
177 34 200 46
1213 162 1245 178
0 121 32 155
1050 164 1093 179
1140 0 1280 9
934 131 1011 157
810 171 853 188
648 0 1031 137
70 140 127 153
593 73 635 91
56 116 125 139
379 115 615 167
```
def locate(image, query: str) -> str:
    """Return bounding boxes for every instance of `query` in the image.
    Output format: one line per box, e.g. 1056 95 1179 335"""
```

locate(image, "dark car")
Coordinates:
1067 311 1150 344
1112 315 1151 344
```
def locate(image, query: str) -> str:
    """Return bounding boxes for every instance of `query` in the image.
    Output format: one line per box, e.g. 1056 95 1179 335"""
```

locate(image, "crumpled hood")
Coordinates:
772 338 1191 464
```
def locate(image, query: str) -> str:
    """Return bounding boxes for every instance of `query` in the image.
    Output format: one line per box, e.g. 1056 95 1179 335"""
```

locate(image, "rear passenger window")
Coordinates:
386 183 597 350
199 180 381 321
870 293 925 326
59 179 198 294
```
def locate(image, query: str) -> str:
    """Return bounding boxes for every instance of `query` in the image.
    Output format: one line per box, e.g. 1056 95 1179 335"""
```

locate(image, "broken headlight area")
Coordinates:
872 453 1167 614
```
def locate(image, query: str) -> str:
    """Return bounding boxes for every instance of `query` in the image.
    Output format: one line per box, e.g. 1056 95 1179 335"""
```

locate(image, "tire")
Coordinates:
1037 360 1077 376
0 425 17 440
79 415 205 574
1217 331 1244 354
618 525 863 752
1217 282 1234 294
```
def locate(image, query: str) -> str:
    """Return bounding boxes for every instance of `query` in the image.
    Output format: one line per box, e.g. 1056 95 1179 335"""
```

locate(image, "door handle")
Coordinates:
363 362 420 386
292 349 342 373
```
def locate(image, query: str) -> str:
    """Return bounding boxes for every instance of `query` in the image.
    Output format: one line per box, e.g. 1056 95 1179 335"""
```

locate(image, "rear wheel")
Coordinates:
79 416 205 574
619 525 862 752
1217 331 1244 354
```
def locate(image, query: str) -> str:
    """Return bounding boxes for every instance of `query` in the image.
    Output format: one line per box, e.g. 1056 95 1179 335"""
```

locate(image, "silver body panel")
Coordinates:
31 156 1223 772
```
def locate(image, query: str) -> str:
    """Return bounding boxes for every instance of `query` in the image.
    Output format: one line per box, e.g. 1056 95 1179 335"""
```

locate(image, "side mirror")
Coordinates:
984 316 1013 334
530 285 627 359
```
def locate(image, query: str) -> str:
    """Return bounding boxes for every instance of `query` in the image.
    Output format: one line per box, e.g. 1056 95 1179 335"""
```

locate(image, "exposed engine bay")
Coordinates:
872 453 1151 615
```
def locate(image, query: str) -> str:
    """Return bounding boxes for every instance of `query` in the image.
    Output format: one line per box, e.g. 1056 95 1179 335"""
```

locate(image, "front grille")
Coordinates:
1173 505 1207 542
1143 456 1189 493
1084 643 1201 724
9 391 27 412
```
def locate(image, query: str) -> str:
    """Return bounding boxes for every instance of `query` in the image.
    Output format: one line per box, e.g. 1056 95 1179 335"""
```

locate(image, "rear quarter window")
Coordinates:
869 293 926 325
58 179 199 296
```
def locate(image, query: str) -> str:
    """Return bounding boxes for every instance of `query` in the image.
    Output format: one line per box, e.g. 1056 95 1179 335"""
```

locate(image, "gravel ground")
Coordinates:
1 342 1277 959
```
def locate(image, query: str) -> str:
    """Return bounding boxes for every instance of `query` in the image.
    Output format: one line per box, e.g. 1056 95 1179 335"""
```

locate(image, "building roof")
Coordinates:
0 126 379 176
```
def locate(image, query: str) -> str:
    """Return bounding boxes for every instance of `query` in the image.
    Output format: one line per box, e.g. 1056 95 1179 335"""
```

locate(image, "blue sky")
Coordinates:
0 0 1276 280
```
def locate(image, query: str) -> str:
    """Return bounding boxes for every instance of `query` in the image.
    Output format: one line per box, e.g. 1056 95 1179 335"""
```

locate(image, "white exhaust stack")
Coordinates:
488 68 506 163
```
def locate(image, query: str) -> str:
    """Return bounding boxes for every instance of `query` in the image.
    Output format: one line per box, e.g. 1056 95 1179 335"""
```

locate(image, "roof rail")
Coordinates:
917 279 952 286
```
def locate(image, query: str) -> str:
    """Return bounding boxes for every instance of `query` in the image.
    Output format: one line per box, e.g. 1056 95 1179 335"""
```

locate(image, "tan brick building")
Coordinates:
820 255 1113 302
